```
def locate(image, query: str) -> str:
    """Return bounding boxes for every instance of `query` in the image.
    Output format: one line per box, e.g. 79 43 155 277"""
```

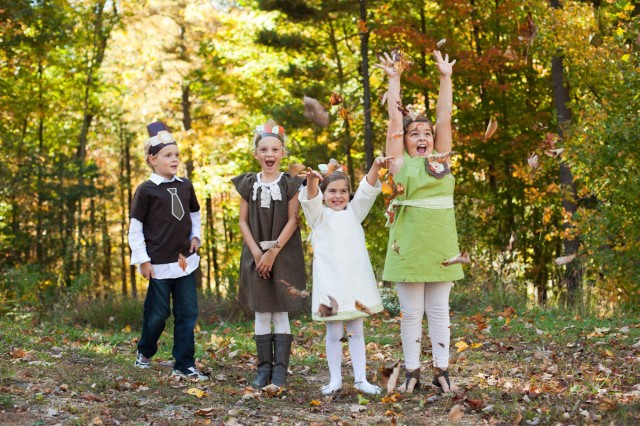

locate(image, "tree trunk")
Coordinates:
550 0 582 306
358 0 374 169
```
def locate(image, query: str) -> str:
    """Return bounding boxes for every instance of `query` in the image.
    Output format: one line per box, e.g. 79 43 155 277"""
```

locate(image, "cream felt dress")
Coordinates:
299 177 384 321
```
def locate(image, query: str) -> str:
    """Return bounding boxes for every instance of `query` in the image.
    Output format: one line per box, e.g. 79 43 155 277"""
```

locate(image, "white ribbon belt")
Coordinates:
385 195 454 227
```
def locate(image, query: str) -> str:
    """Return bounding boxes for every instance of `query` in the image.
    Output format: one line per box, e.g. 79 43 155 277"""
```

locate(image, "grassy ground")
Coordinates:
1 297 639 425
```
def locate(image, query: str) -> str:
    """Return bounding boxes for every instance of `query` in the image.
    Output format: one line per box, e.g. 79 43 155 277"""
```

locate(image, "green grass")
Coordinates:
1 295 639 425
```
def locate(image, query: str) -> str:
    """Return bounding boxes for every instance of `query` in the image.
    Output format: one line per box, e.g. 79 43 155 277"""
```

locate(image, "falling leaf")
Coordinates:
381 181 394 195
357 19 367 33
303 96 329 127
325 158 340 176
448 404 464 423
555 253 576 266
357 394 370 405
195 407 218 417
392 240 401 255
329 92 343 106
527 153 539 169
393 183 405 196
455 341 469 353
178 253 187 272
338 106 350 120
436 38 447 48
288 163 306 177
278 279 310 298
316 296 338 317
442 251 470 266
377 167 388 180
427 151 458 163
484 117 497 141
380 360 401 393
380 91 388 106
544 148 564 158
186 388 206 398
354 300 374 315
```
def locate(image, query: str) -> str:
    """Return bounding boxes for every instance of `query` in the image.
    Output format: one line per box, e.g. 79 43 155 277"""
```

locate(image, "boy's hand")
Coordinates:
140 262 155 280
190 237 200 253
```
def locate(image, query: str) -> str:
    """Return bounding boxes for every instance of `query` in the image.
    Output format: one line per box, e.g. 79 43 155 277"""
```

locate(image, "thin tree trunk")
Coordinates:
550 0 582 306
358 0 374 169
119 128 128 297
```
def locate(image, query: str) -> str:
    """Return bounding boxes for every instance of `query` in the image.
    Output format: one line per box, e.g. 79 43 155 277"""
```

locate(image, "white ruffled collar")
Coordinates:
252 172 284 208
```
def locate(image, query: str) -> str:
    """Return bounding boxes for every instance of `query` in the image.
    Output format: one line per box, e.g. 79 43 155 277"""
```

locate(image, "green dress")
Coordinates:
382 151 464 283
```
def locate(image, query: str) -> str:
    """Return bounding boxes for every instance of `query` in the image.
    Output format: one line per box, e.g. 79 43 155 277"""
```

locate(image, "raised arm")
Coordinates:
375 52 405 175
433 50 456 153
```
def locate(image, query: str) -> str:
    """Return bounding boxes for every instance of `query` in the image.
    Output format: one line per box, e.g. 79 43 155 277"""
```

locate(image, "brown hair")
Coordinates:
320 172 352 194
402 115 434 133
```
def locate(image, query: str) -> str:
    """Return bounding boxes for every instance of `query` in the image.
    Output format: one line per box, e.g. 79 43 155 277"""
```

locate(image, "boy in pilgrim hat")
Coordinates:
128 121 207 381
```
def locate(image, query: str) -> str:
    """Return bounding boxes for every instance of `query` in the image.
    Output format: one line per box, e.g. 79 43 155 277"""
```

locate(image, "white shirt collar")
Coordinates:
149 173 183 185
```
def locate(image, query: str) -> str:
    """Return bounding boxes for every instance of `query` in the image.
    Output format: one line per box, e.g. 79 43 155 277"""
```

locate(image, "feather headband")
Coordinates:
253 118 286 148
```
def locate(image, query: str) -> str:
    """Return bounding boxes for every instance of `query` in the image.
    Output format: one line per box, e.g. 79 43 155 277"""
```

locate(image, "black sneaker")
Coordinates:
171 367 209 381
134 351 151 369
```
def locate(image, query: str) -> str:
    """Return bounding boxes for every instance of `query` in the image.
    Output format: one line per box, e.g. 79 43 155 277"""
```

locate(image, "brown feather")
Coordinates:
303 96 329 127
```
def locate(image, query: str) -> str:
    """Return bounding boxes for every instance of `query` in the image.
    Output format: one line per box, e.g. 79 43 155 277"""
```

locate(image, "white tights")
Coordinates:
254 311 290 335
322 319 381 395
396 281 453 370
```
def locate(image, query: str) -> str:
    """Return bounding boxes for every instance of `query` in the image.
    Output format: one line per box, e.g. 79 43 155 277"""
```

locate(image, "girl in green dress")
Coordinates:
376 49 463 393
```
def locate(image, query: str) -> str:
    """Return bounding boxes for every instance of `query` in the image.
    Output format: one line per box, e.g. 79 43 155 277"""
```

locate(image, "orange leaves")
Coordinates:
329 92 343 106
357 19 367 34
484 117 498 141
354 300 374 315
316 295 338 317
278 279 310 298
178 253 187 271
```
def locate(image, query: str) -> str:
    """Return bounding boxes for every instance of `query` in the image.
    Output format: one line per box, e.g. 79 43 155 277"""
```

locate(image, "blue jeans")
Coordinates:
137 272 198 371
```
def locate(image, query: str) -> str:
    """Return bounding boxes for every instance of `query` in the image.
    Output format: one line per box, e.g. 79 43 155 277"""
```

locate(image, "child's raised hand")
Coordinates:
300 167 323 183
433 50 456 77
374 51 402 78
374 156 395 169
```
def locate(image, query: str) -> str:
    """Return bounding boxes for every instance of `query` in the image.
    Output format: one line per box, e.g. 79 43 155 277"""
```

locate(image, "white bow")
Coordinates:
252 181 282 208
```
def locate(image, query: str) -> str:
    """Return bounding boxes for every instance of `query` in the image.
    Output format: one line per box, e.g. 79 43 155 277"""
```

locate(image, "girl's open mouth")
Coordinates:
265 160 275 167
417 144 427 155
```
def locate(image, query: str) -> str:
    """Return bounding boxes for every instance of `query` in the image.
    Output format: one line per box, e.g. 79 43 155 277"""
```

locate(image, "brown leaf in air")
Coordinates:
278 279 310 298
392 240 401 255
436 38 447 48
555 253 576 266
448 404 464 423
317 296 338 317
357 19 367 33
379 360 401 393
329 92 343 106
303 96 329 127
442 251 470 266
178 253 187 271
381 181 394 195
288 163 306 177
354 300 374 315
325 158 340 176
484 117 497 141
393 183 405 196
544 148 564 158
338 106 350 120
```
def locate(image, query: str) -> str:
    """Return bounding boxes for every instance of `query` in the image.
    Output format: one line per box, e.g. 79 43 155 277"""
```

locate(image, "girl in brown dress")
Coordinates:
231 119 306 389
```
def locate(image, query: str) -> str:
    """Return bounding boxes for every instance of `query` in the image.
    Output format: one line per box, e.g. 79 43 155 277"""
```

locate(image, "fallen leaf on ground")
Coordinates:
185 387 206 398
449 404 464 423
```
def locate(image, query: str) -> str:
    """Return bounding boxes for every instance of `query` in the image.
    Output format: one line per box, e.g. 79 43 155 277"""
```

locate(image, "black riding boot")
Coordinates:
271 334 293 387
251 334 273 389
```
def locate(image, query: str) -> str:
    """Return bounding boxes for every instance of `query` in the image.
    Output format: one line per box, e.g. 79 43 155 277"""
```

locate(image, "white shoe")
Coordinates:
355 381 381 395
171 367 209 381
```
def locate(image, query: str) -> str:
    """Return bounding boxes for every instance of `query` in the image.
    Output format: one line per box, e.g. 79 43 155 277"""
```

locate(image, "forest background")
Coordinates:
2 0 640 317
